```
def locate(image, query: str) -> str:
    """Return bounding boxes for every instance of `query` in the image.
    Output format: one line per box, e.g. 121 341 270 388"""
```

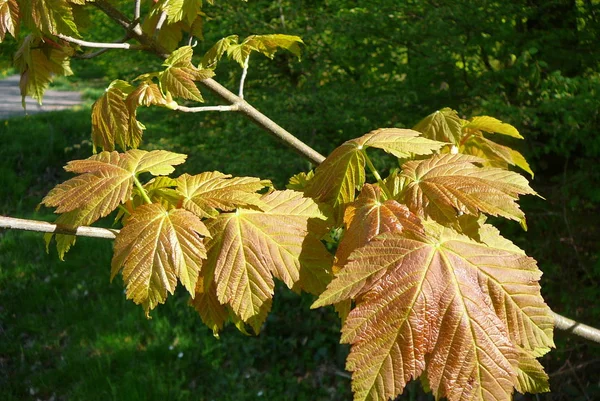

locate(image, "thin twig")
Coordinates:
552 312 600 344
176 105 239 112
57 33 134 49
154 11 168 37
134 0 141 21
73 35 131 59
0 216 118 240
239 56 250 99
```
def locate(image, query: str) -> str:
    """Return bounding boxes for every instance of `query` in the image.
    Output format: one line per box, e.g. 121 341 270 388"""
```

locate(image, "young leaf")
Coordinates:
401 153 537 225
22 0 78 36
203 190 331 322
413 107 464 144
14 34 73 104
127 81 167 108
0 0 19 42
463 116 523 139
463 135 534 177
158 0 201 26
314 221 553 401
111 204 210 316
160 46 215 101
515 347 550 394
226 34 304 67
176 172 270 218
286 170 314 191
305 128 445 215
190 274 229 336
91 80 134 151
200 35 238 69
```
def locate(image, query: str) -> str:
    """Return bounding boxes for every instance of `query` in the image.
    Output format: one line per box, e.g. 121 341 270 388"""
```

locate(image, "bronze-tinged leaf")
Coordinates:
413 107 465 144
0 0 19 41
203 190 331 322
305 129 444 217
126 149 187 176
314 221 553 401
401 153 537 225
464 116 523 139
515 347 550 394
14 34 73 104
160 46 215 101
463 136 534 177
333 184 423 272
22 0 78 36
111 204 210 316
190 275 229 337
286 170 314 191
91 80 134 151
176 172 270 218
127 81 167 108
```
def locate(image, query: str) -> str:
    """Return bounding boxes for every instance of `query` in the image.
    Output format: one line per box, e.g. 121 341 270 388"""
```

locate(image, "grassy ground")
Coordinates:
1 97 599 400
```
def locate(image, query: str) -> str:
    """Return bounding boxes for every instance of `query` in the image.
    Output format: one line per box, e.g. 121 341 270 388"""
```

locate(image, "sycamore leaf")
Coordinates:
464 116 523 139
111 204 209 316
91 80 134 151
203 190 331 322
305 128 445 215
158 0 200 25
200 35 238 69
286 170 314 191
333 184 423 272
515 348 550 394
176 172 270 218
314 221 553 401
127 81 167 108
190 262 229 336
141 12 183 52
14 34 73 104
0 0 19 42
160 46 215 101
463 136 534 177
226 34 304 67
22 0 78 36
401 153 537 225
413 108 464 145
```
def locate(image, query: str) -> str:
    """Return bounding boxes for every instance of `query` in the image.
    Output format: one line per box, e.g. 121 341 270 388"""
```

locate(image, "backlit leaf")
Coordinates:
91 80 134 151
243 34 304 59
515 348 550 394
160 46 215 101
286 170 314 191
190 264 229 336
203 190 330 322
401 154 537 225
314 221 553 401
111 204 209 316
158 0 200 25
305 129 445 216
200 35 238 69
0 0 19 41
22 0 78 36
413 107 464 144
463 136 534 177
176 172 270 218
464 116 523 139
14 34 73 104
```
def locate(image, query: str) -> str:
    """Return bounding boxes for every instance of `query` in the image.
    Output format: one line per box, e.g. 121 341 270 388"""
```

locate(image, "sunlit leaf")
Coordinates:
14 34 73 104
158 0 200 25
22 0 78 36
401 153 537 225
176 172 270 218
0 0 19 42
286 170 314 191
413 107 464 144
203 190 331 322
91 80 134 151
463 136 534 177
314 221 553 401
160 45 215 101
200 35 238 69
112 204 210 316
515 347 550 394
464 116 523 139
190 271 229 336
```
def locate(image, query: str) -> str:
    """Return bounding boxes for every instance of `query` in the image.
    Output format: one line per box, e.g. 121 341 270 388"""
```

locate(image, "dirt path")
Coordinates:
0 75 83 119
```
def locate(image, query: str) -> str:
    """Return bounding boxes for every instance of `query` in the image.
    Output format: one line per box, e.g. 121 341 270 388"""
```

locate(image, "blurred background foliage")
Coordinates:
1 0 599 400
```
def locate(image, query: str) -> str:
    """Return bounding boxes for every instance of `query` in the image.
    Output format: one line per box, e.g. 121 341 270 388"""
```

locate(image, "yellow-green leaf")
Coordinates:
176 172 270 218
515 347 550 394
22 0 78 36
401 153 537 225
463 135 534 177
464 116 523 139
112 204 209 316
160 46 214 101
203 190 331 322
91 80 134 151
0 0 19 42
200 35 238 69
158 0 200 25
413 107 465 144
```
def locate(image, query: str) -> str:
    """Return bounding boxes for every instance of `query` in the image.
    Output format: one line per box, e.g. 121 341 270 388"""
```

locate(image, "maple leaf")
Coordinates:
413 107 464 144
91 80 134 151
22 0 78 36
314 221 553 401
463 133 534 178
190 273 229 336
202 190 331 322
14 34 74 104
160 46 215 101
305 128 445 216
111 203 210 316
227 34 304 67
400 153 537 225
463 116 523 139
176 172 270 218
200 35 238 69
0 0 19 42
158 0 200 25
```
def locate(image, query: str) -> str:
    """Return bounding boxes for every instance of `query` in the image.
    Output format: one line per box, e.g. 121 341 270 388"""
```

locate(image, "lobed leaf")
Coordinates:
176 172 270 218
91 80 134 151
111 204 210 316
413 107 464 144
401 153 537 225
22 0 78 36
464 116 523 139
200 35 238 69
314 221 553 401
463 136 534 177
160 46 215 101
0 0 19 42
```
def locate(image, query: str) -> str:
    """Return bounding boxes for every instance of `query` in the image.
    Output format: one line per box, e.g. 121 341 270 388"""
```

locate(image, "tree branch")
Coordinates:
154 11 168 37
176 105 239 112
552 312 600 344
57 33 136 49
0 216 117 240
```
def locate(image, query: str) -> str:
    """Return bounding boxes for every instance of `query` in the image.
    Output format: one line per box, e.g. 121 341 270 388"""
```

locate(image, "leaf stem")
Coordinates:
133 176 152 205
239 56 250 99
117 204 131 216
363 151 392 199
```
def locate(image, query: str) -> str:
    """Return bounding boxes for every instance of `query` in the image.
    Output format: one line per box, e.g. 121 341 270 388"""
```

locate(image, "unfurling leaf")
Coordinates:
176 172 270 218
401 153 537 225
413 107 464 144
227 34 303 67
160 46 215 101
305 128 445 216
464 116 523 139
111 204 210 316
314 221 553 401
203 190 331 324
14 34 74 104
0 0 19 42
200 35 238 69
